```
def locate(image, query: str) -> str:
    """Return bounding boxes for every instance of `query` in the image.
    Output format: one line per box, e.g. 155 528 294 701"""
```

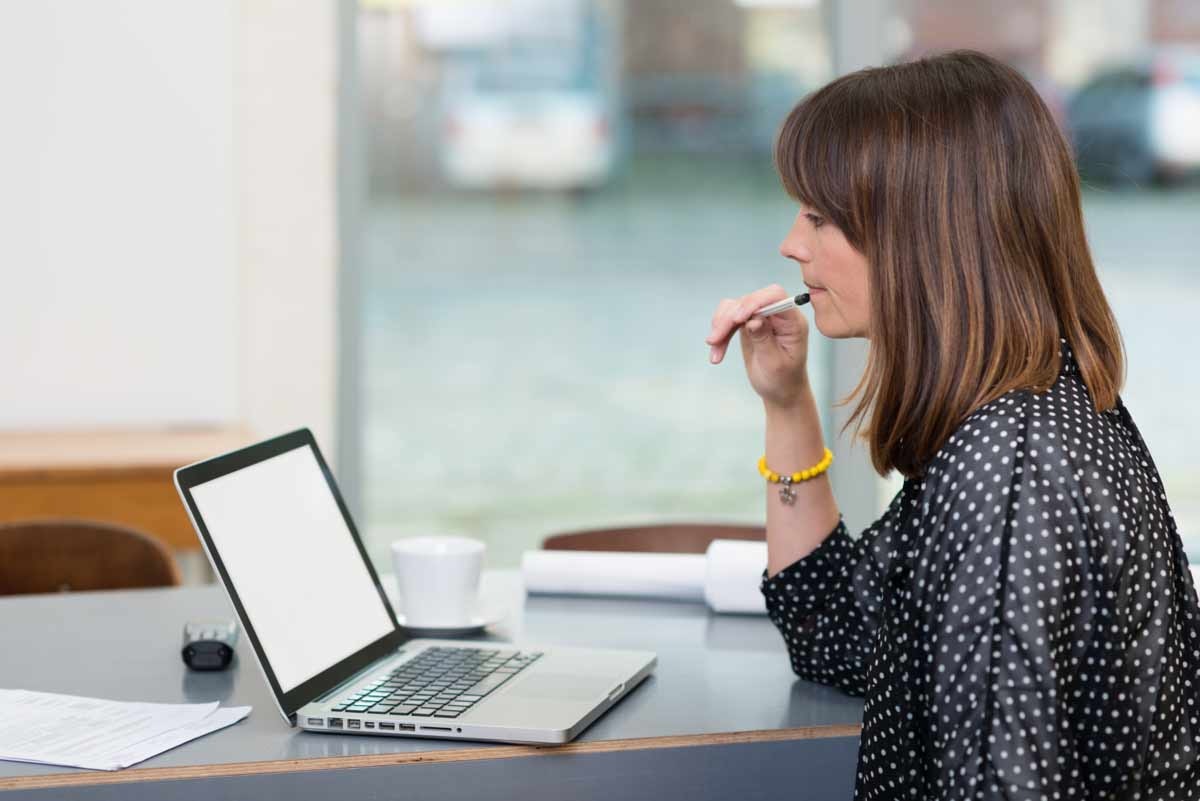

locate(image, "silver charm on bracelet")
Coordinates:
779 476 797 505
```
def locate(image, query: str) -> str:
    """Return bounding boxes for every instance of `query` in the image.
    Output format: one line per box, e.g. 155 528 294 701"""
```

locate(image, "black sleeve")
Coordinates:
759 485 913 697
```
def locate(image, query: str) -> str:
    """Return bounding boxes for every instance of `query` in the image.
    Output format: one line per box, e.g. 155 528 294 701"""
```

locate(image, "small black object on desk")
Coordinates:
182 620 238 671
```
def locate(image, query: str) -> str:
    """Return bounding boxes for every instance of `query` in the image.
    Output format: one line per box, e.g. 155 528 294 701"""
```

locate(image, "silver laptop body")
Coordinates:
174 428 655 745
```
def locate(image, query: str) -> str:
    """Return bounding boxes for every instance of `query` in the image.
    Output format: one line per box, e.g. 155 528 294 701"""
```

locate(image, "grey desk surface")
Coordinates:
0 570 864 798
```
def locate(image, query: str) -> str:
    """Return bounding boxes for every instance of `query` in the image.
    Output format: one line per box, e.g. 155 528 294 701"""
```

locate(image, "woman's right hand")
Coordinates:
705 284 812 410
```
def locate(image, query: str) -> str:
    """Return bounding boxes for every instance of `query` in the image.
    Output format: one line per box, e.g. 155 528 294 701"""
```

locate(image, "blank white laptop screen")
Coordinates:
189 445 394 693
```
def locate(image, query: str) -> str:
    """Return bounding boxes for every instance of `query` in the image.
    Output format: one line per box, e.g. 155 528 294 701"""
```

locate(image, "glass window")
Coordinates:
359 0 835 568
358 0 1200 569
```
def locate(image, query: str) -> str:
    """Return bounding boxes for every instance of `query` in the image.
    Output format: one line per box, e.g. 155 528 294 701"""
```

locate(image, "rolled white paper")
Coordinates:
703 539 768 614
520 550 707 601
521 539 770 615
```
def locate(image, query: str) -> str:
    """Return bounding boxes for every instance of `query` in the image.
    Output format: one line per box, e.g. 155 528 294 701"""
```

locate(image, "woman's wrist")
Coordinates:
764 383 826 470
762 379 815 423
761 379 839 576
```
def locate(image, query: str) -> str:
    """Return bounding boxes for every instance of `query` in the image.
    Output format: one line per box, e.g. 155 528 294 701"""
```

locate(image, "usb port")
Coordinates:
364 721 375 729
328 718 343 729
347 719 361 729
307 718 324 726
379 722 396 730
398 723 415 731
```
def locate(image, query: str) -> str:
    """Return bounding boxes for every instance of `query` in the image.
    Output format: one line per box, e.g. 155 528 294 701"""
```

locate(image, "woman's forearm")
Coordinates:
764 384 842 576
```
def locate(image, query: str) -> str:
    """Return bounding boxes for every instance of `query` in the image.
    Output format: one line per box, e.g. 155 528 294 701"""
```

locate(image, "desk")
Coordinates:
0 571 864 800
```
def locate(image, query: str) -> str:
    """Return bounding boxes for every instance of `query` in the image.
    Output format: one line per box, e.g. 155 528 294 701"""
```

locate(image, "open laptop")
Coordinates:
174 428 656 744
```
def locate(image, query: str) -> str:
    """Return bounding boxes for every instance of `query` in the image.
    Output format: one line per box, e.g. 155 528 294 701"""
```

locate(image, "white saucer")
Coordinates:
393 605 506 637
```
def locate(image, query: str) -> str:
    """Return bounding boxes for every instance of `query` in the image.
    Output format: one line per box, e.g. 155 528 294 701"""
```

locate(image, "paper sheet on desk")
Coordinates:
0 689 250 771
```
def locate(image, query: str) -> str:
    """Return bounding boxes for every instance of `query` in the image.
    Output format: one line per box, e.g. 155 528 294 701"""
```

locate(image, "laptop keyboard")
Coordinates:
331 646 544 719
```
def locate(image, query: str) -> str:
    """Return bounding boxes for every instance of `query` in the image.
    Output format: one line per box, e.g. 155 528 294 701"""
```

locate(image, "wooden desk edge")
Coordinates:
0 725 863 791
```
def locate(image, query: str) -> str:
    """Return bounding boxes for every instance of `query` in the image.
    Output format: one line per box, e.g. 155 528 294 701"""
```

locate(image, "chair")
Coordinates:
541 523 765 554
0 519 182 595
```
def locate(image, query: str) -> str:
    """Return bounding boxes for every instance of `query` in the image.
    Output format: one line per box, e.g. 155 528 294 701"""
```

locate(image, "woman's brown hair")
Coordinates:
775 49 1125 479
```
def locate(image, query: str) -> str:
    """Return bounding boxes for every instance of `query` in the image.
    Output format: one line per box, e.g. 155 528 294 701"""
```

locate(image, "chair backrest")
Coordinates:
542 523 765 554
0 519 182 595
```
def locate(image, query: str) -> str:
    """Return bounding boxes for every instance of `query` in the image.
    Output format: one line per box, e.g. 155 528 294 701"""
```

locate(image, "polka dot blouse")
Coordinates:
760 339 1200 799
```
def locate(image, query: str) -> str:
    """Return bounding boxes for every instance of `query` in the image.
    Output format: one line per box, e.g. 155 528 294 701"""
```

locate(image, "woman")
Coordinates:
705 50 1200 799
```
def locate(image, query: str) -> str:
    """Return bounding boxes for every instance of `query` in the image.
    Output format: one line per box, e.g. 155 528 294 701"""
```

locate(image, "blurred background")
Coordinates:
2 0 1197 584
357 0 1200 568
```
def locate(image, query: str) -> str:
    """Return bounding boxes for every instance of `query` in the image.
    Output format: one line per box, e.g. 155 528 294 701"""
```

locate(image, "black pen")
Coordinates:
751 292 811 319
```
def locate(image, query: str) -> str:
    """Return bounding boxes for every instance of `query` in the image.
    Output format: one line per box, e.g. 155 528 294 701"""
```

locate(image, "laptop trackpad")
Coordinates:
507 673 614 702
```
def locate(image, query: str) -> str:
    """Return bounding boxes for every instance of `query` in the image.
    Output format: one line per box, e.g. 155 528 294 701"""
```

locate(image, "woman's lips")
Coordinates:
808 286 826 295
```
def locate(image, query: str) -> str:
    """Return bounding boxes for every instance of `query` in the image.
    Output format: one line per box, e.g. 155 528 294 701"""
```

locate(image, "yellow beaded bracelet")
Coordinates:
757 448 833 505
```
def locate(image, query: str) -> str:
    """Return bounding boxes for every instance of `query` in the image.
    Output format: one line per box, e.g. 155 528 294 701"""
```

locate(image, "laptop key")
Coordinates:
412 708 438 717
389 705 418 715
434 710 461 718
463 674 514 696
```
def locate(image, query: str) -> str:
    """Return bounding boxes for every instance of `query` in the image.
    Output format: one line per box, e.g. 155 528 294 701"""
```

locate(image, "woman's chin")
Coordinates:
812 318 847 339
813 312 866 340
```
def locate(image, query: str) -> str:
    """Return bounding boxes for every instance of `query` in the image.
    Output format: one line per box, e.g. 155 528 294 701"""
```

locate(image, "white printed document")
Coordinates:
0 689 251 771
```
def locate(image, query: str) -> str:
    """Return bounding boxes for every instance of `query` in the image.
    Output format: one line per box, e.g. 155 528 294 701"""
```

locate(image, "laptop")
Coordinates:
174 428 656 744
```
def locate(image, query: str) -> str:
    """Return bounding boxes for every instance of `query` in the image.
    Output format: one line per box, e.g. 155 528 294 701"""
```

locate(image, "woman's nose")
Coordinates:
779 237 812 263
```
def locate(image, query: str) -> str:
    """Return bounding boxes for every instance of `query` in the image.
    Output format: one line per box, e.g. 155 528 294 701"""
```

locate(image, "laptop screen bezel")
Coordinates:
174 428 406 720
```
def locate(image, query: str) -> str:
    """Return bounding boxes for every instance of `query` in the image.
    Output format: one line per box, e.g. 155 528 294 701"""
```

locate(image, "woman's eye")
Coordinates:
805 213 825 229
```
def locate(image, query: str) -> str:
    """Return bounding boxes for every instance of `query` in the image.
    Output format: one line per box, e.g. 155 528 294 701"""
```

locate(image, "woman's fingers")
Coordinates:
736 284 790 323
706 299 737 342
705 285 790 350
706 298 737 362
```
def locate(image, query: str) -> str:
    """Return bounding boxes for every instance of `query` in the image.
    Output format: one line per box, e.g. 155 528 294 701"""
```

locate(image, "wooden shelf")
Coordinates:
0 427 255 550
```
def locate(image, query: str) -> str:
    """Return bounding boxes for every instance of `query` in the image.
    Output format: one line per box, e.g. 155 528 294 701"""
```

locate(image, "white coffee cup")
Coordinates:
390 536 485 628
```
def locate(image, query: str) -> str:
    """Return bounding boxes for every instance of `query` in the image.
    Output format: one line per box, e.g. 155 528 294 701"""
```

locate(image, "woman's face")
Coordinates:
779 205 871 339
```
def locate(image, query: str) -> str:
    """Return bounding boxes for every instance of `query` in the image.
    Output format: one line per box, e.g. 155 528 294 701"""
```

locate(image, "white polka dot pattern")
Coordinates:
760 340 1200 799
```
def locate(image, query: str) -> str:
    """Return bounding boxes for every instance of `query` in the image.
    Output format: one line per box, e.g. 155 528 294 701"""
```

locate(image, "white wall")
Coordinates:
238 0 340 452
0 1 341 456
0 1 239 428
